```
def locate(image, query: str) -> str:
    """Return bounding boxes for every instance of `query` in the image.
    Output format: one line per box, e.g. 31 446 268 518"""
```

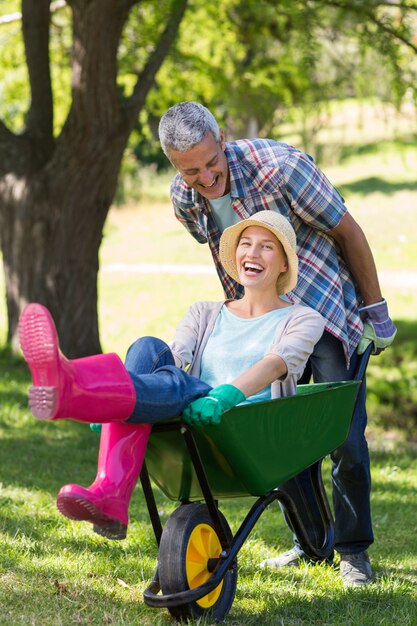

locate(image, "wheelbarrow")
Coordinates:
141 347 371 622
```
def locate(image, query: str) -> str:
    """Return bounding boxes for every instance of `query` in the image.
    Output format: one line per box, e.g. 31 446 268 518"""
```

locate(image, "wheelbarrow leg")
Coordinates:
140 461 163 545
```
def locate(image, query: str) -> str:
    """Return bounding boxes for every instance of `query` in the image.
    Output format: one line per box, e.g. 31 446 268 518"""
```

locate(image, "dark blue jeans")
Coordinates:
280 331 373 556
124 336 211 425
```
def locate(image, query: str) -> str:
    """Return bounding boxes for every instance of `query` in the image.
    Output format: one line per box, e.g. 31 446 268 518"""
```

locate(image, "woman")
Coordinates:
19 211 324 539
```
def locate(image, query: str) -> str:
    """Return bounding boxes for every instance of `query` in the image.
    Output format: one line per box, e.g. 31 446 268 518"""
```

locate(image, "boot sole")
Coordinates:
18 303 59 419
56 493 127 540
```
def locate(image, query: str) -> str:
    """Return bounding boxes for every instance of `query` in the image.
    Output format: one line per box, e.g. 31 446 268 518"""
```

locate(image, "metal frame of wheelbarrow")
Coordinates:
142 345 372 609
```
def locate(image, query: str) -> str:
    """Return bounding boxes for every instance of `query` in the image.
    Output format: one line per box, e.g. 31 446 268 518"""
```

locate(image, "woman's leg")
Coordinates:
18 303 135 423
124 336 211 424
57 421 151 539
57 336 211 538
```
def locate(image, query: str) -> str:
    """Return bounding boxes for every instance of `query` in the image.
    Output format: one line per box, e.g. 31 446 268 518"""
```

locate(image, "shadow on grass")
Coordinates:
338 177 417 196
0 424 100 492
338 138 417 162
230 583 417 626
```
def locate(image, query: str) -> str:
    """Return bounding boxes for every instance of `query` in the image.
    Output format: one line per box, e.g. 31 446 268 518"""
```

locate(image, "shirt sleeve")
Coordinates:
168 303 201 369
171 177 208 244
267 307 325 379
280 151 346 232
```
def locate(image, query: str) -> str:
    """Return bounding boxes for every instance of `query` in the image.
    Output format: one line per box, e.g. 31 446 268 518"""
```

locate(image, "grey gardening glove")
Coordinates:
357 299 397 355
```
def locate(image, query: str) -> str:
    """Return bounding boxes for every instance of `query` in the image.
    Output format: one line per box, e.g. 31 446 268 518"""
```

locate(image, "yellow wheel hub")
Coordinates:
185 522 223 608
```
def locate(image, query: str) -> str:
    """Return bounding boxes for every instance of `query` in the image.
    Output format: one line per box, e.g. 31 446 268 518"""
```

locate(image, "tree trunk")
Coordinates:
1 135 125 357
0 0 188 357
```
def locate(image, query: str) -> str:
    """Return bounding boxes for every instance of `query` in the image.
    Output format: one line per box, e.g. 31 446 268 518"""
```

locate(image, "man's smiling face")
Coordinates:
168 130 230 200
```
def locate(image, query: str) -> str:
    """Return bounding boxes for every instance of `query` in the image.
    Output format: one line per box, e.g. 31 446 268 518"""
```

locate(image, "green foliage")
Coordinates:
3 1 414 169
0 10 28 131
0 1 73 134
366 320 417 433
121 0 417 165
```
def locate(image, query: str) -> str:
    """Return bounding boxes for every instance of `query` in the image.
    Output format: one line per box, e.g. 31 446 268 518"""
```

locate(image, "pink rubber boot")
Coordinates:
57 421 151 539
18 303 135 422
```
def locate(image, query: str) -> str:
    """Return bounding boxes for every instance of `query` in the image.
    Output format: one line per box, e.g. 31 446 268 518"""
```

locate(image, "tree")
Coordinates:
0 0 187 356
1 0 416 357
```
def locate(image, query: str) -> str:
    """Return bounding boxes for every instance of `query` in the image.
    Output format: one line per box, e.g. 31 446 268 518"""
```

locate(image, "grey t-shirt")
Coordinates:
208 193 240 231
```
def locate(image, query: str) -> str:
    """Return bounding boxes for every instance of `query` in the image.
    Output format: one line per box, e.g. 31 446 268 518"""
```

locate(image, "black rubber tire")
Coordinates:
158 502 237 622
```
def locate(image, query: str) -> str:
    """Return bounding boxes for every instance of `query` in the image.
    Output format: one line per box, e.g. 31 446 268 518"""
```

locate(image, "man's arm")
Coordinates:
327 212 382 305
328 212 397 354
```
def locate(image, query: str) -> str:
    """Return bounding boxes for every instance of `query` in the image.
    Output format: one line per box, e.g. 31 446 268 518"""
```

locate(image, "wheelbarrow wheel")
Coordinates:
158 502 237 622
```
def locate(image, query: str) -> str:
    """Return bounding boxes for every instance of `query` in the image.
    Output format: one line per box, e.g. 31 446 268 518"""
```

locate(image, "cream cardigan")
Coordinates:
169 301 325 399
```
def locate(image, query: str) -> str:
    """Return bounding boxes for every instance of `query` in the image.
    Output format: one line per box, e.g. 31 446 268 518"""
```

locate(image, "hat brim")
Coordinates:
219 217 298 295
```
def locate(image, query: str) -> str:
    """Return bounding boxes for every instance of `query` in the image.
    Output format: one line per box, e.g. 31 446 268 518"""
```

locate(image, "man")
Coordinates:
158 101 396 586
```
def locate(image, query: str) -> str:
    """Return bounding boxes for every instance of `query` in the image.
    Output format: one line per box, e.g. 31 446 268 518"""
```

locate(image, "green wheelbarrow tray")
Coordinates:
145 380 360 501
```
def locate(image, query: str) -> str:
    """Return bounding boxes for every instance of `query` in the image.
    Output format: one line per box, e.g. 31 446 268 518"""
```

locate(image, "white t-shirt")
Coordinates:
199 305 292 404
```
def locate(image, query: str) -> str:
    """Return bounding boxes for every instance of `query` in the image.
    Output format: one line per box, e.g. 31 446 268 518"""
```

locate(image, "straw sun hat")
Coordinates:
219 210 298 295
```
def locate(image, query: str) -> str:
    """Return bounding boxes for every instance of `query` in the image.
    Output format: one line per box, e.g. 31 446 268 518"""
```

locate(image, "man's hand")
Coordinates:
357 299 397 355
183 384 245 426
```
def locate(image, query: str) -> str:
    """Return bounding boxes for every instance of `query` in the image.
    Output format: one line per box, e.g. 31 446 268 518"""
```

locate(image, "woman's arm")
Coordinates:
169 303 202 369
183 307 325 426
231 353 287 399
228 306 323 398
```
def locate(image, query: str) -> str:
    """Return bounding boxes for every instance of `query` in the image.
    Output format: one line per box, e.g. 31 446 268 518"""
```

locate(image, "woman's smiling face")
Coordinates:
235 226 288 292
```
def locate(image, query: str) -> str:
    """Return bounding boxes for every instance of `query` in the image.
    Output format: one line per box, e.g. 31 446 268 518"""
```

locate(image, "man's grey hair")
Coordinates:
158 101 221 159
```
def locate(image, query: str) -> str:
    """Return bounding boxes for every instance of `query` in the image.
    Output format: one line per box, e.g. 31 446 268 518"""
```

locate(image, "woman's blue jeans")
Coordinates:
124 336 211 425
280 331 373 556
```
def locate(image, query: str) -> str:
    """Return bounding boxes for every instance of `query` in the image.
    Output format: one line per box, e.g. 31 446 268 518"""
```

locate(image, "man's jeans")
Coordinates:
279 331 373 556
124 336 211 425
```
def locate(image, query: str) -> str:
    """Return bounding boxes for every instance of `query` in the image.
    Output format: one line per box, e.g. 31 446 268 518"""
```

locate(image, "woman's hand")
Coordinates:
183 384 245 426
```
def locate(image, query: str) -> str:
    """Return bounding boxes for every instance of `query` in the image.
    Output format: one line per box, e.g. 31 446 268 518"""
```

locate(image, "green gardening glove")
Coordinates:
90 423 102 433
183 384 246 426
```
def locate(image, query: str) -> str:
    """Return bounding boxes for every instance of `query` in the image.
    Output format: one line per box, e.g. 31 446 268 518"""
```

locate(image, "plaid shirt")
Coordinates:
170 138 363 363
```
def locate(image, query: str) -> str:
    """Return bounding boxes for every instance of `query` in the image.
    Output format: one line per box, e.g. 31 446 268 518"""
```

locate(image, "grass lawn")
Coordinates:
0 361 416 625
1 101 417 624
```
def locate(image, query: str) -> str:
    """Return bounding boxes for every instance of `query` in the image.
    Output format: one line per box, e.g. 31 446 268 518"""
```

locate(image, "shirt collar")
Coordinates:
226 143 247 199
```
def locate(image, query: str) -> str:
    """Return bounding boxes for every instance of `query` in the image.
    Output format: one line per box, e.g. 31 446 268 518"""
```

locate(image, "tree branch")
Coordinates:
366 11 417 54
61 0 130 141
369 1 417 10
0 121 18 167
318 0 417 12
123 0 188 130
0 1 67 26
0 120 15 142
22 0 54 158
317 0 417 54
0 121 33 175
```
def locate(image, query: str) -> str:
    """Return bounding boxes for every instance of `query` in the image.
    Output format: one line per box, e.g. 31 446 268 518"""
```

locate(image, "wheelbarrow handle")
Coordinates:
353 343 373 382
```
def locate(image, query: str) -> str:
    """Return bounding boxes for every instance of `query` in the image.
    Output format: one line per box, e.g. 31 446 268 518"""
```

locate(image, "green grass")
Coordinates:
0 353 416 624
1 99 417 624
